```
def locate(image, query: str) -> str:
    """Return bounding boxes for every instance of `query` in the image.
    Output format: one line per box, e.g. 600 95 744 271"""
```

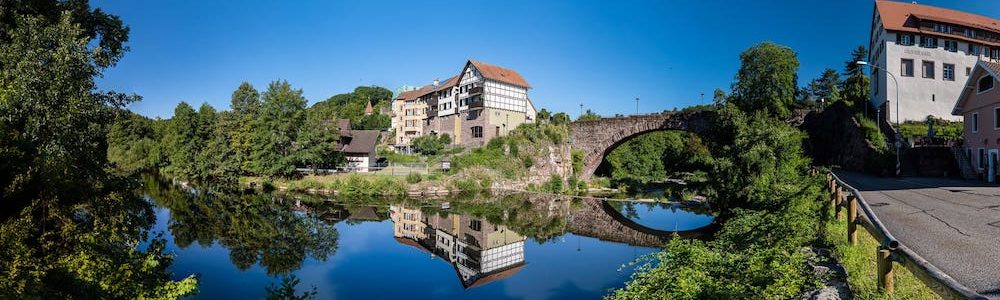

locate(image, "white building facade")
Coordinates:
868 0 1000 123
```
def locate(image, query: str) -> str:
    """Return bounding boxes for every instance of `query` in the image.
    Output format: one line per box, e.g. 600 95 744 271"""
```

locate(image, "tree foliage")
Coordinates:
251 80 308 177
577 109 601 121
841 45 871 111
0 2 197 298
730 42 799 118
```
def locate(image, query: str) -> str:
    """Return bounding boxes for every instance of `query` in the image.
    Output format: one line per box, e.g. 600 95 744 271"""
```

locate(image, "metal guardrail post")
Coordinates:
847 194 858 245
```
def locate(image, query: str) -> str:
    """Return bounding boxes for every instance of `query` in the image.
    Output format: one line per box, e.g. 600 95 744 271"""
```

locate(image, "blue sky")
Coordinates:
92 0 1000 119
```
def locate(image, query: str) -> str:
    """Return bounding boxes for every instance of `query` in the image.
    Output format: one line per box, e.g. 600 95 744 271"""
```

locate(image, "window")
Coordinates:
944 40 958 52
900 59 914 77
980 75 996 93
995 107 1000 129
973 112 979 133
920 36 938 48
897 34 914 46
969 44 981 56
943 64 955 81
967 67 972 76
922 61 935 79
471 126 483 138
933 23 951 33
469 220 481 231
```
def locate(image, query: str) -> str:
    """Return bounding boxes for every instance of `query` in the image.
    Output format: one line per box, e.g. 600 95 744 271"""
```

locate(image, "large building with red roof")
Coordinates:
390 60 537 150
868 0 1000 123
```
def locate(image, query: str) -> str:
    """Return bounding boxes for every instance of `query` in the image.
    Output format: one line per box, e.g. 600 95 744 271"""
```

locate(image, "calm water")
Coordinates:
142 180 714 299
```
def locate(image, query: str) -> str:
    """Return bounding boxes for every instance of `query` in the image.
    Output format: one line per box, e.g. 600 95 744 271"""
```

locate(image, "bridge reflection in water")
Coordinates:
383 194 715 289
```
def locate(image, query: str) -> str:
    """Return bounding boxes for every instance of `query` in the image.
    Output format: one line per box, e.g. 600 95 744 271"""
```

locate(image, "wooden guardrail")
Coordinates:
827 172 988 300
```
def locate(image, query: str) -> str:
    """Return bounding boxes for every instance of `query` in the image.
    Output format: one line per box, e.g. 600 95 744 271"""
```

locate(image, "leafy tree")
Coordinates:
730 42 799 118
162 102 201 179
107 111 164 173
230 83 261 174
196 111 241 184
551 112 571 125
577 109 601 121
296 110 342 172
841 45 871 111
412 134 451 155
0 2 196 298
354 113 390 130
251 80 307 177
804 68 841 104
231 81 261 116
712 88 727 105
536 108 552 123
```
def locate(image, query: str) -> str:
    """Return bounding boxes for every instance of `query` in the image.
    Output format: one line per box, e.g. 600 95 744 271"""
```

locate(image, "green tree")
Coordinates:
841 45 871 111
551 112 571 125
412 134 451 155
577 109 601 121
231 81 261 116
230 83 261 174
196 111 241 184
804 68 841 103
0 2 196 298
251 80 307 177
536 108 552 124
730 42 799 118
712 88 727 105
296 110 342 172
354 113 391 130
162 102 201 179
107 111 164 173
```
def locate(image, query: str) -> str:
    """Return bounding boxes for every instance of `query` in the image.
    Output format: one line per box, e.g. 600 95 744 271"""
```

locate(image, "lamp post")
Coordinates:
635 97 639 115
857 61 902 176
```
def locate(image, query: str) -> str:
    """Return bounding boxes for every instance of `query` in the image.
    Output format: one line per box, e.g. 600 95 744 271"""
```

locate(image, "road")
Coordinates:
835 171 1000 298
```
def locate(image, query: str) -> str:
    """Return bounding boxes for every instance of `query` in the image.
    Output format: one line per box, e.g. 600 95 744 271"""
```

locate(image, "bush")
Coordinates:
406 173 422 184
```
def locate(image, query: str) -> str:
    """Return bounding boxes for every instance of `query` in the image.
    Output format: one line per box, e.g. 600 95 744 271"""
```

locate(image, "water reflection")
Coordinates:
142 178 716 299
390 205 527 288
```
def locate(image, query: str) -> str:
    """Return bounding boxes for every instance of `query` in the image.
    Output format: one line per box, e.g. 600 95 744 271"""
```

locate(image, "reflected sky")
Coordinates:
146 186 714 299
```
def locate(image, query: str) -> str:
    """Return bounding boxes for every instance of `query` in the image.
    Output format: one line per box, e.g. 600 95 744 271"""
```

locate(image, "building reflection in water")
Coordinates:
389 205 526 289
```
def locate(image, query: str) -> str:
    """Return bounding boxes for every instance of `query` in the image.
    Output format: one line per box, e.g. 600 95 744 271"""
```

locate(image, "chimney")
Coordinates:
433 78 440 87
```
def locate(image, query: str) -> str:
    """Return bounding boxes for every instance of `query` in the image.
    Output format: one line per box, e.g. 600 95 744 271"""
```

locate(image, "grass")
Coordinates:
824 205 940 300
898 120 963 140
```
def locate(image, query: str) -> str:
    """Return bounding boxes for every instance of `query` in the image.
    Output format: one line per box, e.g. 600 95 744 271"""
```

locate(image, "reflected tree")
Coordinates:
146 177 339 275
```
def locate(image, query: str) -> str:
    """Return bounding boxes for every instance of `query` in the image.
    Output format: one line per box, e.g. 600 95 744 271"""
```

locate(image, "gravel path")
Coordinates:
835 171 1000 298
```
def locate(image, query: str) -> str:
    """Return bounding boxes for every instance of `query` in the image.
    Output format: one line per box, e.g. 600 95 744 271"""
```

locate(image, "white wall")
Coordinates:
874 31 983 122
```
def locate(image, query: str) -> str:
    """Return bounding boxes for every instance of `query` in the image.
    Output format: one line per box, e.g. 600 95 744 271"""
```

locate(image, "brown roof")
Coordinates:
464 262 526 289
396 85 432 101
876 1 1000 45
434 76 459 92
468 60 531 88
340 130 379 154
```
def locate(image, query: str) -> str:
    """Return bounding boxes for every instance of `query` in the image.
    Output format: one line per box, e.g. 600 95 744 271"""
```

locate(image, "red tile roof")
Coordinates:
434 76 459 92
876 1 1000 44
395 84 435 100
469 60 531 88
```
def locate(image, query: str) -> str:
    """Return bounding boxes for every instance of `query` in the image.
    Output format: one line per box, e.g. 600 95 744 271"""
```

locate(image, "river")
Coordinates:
141 179 714 299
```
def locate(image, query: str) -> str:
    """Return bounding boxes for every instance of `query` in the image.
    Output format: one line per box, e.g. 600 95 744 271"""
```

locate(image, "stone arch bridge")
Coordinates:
570 110 717 179
566 199 713 247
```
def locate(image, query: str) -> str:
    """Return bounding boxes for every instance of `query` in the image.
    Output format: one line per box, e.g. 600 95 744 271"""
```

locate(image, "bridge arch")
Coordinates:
566 199 714 247
569 110 716 180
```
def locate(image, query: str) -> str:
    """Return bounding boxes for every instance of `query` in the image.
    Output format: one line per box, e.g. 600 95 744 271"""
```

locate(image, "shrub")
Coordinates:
406 173 422 184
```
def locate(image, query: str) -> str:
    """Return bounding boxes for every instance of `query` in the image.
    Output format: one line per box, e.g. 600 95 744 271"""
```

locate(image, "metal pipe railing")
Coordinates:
827 171 987 300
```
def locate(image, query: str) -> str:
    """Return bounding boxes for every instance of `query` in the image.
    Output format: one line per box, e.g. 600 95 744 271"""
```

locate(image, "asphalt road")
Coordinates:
835 171 1000 298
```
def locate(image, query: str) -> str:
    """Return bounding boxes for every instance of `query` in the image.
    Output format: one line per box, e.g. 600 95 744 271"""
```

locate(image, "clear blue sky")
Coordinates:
92 0 1000 119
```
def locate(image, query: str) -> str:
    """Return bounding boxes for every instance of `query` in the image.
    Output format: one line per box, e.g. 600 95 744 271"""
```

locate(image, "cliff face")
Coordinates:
799 102 892 175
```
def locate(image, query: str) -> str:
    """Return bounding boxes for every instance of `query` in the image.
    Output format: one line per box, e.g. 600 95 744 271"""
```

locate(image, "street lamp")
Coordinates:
635 97 639 115
857 60 902 176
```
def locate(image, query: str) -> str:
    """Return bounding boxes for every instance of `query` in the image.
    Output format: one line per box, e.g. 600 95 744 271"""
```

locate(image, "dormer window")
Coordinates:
979 75 995 93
